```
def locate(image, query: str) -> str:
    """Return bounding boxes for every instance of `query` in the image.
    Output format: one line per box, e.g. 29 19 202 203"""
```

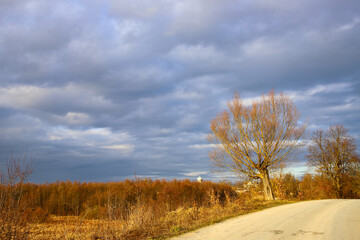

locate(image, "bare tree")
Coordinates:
208 91 306 200
0 152 32 240
307 125 359 198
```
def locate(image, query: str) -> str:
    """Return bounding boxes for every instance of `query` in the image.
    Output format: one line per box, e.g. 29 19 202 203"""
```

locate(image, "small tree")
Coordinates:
273 172 299 199
307 124 360 198
0 152 32 240
209 91 306 200
298 173 336 200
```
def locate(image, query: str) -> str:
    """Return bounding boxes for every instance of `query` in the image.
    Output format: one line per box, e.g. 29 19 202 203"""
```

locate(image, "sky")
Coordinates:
0 0 359 183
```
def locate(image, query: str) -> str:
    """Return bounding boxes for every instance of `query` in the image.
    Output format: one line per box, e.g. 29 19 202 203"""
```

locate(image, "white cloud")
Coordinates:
306 82 352 95
46 127 125 140
286 82 353 102
335 17 360 32
101 144 134 150
45 127 135 154
0 83 114 113
189 144 216 149
181 171 208 177
101 144 135 153
327 98 360 112
0 85 46 108
242 96 263 106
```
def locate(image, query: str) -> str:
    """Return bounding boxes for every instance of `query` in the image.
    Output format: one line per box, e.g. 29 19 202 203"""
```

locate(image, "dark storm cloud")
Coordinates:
0 0 359 182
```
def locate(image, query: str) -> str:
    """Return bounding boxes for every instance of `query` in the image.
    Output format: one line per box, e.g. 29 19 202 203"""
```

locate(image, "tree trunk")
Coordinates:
334 176 343 199
261 169 275 200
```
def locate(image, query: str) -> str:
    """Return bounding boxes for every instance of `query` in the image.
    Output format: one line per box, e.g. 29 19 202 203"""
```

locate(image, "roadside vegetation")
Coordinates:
24 180 291 240
1 167 359 240
1 171 292 240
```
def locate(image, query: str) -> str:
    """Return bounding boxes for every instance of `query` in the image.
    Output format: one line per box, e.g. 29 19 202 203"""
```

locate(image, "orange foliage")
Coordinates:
22 179 237 218
297 173 336 200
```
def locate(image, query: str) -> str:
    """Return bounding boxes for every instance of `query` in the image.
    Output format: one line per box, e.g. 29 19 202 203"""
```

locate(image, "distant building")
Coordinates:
197 176 203 183
242 180 260 191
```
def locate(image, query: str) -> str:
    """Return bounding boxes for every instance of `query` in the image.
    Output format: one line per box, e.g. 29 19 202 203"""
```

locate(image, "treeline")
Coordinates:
22 179 237 219
21 170 360 221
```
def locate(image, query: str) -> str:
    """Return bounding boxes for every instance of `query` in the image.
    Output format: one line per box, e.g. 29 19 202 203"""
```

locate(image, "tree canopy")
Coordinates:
307 124 360 198
208 91 306 200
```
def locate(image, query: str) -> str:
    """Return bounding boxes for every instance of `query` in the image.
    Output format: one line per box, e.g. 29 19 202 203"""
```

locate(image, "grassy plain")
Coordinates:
28 197 292 240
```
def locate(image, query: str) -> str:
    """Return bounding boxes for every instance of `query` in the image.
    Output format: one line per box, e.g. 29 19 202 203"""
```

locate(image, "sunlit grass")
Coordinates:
28 194 293 240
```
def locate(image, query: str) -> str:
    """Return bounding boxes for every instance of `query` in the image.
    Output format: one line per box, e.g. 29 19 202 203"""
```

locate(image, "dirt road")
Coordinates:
171 199 360 240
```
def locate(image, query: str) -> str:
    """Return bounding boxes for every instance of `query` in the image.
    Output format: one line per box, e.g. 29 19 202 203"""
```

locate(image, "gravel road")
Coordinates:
171 199 360 240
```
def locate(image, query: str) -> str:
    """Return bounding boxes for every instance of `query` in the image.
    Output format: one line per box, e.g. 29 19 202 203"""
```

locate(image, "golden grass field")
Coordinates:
29 216 125 240
2 172 305 240
27 199 291 240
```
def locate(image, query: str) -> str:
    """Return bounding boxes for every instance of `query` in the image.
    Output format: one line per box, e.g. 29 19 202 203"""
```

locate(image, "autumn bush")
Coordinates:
272 172 300 200
22 179 237 219
296 173 360 200
28 207 50 223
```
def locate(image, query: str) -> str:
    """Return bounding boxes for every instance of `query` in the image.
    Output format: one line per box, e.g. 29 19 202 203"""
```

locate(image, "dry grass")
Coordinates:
28 191 292 240
29 216 124 240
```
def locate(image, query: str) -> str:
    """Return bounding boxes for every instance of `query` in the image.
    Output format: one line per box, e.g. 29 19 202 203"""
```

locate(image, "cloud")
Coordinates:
306 83 353 95
181 171 208 177
335 17 360 32
0 83 118 130
286 82 354 102
101 144 134 150
0 84 113 113
61 112 93 126
241 37 283 59
0 0 359 182
189 144 216 149
45 127 134 147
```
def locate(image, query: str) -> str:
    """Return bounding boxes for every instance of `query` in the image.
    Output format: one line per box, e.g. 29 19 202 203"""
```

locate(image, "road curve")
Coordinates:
171 199 360 240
